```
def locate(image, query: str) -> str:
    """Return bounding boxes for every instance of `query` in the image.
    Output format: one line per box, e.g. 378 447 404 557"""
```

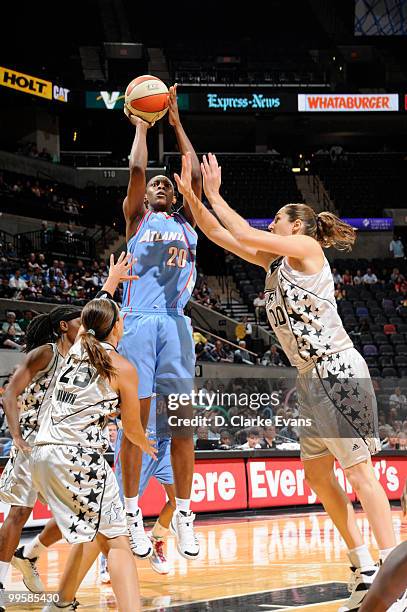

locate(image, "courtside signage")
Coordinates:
247 218 394 231
207 92 281 111
298 93 399 112
0 66 52 100
86 91 125 109
0 66 70 102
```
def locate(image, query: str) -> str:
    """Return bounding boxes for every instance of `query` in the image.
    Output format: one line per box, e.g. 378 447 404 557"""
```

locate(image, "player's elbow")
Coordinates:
129 163 144 178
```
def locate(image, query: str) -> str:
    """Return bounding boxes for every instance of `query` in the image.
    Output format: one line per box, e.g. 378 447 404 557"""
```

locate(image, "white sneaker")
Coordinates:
338 565 378 611
99 555 110 583
11 546 45 593
170 511 200 560
127 510 153 558
387 590 407 612
149 537 170 574
347 566 357 593
42 599 79 611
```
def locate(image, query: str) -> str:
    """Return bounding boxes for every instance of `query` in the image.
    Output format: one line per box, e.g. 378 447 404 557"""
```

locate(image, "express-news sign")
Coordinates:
298 93 399 112
0 66 69 103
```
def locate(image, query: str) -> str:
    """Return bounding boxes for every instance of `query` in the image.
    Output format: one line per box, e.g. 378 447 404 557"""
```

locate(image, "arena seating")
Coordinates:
313 153 407 217
165 154 303 216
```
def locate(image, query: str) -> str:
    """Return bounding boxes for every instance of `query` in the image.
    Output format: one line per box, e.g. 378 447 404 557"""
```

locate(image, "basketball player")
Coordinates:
119 84 201 559
0 305 81 602
175 152 404 611
31 296 156 612
100 395 175 580
0 254 136 605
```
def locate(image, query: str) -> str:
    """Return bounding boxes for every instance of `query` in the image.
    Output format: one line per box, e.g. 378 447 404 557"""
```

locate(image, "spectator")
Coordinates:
342 270 353 285
210 340 233 363
334 285 346 301
9 270 27 291
195 341 215 362
260 425 278 449
362 268 378 285
353 269 364 285
332 268 343 285
107 420 118 451
234 340 253 365
253 291 267 323
17 310 35 331
193 331 208 345
0 279 15 299
389 236 405 259
195 426 218 450
261 344 283 366
218 430 235 449
389 387 407 417
1 312 24 338
238 428 262 450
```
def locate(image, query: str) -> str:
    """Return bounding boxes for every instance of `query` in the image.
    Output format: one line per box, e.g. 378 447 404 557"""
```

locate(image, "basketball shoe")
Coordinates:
338 565 378 611
170 510 199 559
42 599 79 611
11 546 44 593
149 536 170 574
99 554 110 583
127 509 153 558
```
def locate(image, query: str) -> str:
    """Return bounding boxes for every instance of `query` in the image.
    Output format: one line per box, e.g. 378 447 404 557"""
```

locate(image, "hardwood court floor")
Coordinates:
7 508 407 611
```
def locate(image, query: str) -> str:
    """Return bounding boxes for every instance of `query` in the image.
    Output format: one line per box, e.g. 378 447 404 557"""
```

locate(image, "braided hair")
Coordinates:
24 306 81 353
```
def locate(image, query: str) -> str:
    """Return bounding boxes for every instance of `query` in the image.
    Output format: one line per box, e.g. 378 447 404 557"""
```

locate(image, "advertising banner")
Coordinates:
298 93 399 112
0 455 404 526
247 218 394 231
0 66 52 100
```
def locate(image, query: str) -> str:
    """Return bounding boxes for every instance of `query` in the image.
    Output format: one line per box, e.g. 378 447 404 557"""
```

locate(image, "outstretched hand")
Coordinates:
201 153 221 199
174 152 193 197
124 105 154 128
108 252 139 282
168 84 180 127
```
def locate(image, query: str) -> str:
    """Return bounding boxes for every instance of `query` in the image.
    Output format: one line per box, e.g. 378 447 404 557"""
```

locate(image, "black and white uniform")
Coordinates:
30 341 127 543
265 255 380 469
0 344 62 508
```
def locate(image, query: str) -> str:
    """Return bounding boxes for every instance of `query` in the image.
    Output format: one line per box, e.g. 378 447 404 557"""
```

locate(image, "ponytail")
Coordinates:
25 306 80 353
80 298 119 382
80 332 117 382
316 212 356 252
282 203 356 252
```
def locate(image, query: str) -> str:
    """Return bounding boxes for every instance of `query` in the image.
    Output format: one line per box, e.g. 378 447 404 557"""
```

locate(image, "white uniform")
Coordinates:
30 341 127 544
0 344 62 508
265 256 380 468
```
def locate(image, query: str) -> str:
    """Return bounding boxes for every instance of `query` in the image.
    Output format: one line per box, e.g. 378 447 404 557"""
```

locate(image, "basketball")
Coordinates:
124 75 169 124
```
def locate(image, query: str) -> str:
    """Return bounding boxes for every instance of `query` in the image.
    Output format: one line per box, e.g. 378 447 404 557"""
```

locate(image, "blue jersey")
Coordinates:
122 210 198 314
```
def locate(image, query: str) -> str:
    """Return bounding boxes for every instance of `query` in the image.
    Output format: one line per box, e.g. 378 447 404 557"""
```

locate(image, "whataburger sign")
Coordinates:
0 66 69 102
298 93 399 112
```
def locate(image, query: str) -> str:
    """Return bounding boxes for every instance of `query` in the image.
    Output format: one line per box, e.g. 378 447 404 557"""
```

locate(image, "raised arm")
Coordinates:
202 153 320 260
122 110 150 241
174 154 273 270
2 345 53 452
168 85 201 227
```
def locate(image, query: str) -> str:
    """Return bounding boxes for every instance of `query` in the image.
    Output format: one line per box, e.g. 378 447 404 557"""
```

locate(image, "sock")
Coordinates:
124 496 139 515
348 545 375 569
24 534 48 560
380 546 395 563
152 520 169 540
0 560 9 583
175 497 191 513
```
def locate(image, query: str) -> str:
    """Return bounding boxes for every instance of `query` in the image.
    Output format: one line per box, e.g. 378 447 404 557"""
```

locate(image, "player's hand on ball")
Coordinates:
109 252 139 282
123 106 153 128
174 152 193 197
201 153 222 198
168 83 180 127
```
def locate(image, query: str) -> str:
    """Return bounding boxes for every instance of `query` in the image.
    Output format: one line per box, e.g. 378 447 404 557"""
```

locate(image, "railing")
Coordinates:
309 174 336 213
9 230 96 260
